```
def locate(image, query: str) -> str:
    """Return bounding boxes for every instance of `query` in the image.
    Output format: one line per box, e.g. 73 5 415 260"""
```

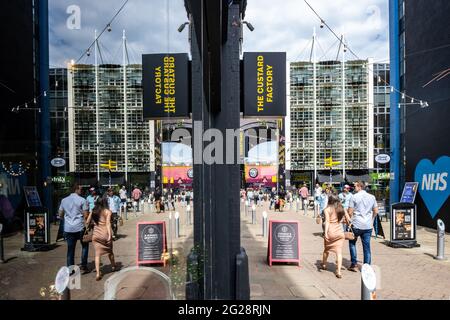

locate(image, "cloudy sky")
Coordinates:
49 0 389 67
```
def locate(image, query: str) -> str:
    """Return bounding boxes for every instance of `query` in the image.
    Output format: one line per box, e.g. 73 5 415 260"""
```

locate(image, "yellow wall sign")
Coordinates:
143 53 189 119
244 52 286 118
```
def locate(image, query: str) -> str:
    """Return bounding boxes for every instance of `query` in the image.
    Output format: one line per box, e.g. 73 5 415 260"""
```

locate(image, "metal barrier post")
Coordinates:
361 264 377 300
0 224 5 263
435 219 446 260
262 211 268 238
186 205 192 225
252 205 256 225
175 212 180 239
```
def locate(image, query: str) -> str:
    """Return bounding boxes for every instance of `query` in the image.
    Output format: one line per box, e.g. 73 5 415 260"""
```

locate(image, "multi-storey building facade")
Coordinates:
50 68 69 164
68 63 155 186
373 63 390 174
289 59 374 185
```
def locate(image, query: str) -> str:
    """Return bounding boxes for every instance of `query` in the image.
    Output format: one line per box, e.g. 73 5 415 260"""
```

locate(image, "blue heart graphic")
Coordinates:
414 156 450 219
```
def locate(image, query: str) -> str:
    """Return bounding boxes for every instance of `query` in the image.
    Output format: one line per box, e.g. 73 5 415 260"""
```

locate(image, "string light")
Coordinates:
6 0 129 113
75 0 129 64
1 162 30 177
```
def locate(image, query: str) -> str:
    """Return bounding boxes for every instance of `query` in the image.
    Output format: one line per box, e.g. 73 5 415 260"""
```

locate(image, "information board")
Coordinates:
400 182 418 203
137 221 167 265
23 186 42 208
392 207 415 241
26 210 48 245
267 220 300 266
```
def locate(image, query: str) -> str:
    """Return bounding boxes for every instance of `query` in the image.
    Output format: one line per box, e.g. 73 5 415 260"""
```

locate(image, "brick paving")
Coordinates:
1 200 449 300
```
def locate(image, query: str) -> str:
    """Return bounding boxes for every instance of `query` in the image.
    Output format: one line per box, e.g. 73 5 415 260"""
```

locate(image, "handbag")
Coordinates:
315 215 323 225
344 224 355 240
82 221 94 243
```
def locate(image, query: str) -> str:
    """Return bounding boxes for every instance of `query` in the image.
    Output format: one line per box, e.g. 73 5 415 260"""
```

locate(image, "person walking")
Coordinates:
269 187 276 210
339 185 353 230
132 186 142 212
106 188 121 240
321 194 350 278
86 187 98 214
119 186 128 220
86 195 116 281
314 183 323 217
155 187 163 213
347 181 379 272
299 184 309 210
58 183 90 273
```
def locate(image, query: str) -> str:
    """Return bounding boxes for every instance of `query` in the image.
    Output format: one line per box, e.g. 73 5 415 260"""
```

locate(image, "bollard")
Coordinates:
252 205 256 225
361 264 377 300
186 205 192 225
175 212 180 238
55 266 71 300
435 219 446 260
262 211 268 238
0 223 5 263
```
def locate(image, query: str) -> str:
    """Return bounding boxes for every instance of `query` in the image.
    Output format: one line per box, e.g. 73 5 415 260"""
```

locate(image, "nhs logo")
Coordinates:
415 156 450 219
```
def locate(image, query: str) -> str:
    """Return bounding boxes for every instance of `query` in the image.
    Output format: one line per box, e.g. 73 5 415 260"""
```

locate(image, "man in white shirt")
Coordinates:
119 186 127 219
59 183 89 272
347 181 378 271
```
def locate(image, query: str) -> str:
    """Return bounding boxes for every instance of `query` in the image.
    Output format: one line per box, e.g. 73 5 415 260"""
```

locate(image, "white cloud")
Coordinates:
49 0 389 67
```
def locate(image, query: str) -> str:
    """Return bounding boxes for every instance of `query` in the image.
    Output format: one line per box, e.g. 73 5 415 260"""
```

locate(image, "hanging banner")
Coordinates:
243 52 286 118
142 53 190 119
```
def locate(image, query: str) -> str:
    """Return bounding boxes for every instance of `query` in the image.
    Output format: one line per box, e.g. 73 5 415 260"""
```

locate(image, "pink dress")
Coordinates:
92 210 113 256
323 207 345 254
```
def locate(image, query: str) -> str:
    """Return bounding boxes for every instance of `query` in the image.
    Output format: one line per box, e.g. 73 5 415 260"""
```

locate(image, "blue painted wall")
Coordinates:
388 0 401 205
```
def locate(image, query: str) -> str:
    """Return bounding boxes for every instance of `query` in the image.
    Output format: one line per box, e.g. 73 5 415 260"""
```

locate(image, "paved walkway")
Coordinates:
1 201 449 300
243 202 450 300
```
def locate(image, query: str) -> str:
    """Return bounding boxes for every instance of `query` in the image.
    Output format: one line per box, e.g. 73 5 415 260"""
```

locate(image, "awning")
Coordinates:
318 173 344 184
74 177 98 187
346 174 370 183
99 176 126 186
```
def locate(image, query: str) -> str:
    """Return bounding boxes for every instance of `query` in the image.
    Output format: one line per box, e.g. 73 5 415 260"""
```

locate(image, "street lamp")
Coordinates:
242 21 255 32
178 22 190 33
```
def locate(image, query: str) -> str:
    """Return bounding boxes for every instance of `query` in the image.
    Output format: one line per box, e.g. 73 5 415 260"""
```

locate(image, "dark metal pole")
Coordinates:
39 0 52 218
0 223 5 263
186 0 249 300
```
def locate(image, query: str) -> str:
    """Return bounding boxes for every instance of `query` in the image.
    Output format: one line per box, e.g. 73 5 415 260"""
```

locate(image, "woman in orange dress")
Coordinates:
321 194 350 278
86 195 116 281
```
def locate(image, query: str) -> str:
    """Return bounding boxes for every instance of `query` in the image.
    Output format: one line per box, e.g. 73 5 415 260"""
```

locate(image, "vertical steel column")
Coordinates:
187 0 249 300
389 0 401 204
341 34 346 179
95 30 101 183
123 30 129 184
39 0 52 215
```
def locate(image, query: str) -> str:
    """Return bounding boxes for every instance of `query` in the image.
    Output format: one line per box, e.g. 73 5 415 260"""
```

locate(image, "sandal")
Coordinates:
335 272 342 279
96 273 103 281
111 265 117 272
321 264 327 270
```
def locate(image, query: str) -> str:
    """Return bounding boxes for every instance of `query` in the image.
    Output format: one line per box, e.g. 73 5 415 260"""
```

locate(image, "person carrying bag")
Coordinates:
82 219 94 243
